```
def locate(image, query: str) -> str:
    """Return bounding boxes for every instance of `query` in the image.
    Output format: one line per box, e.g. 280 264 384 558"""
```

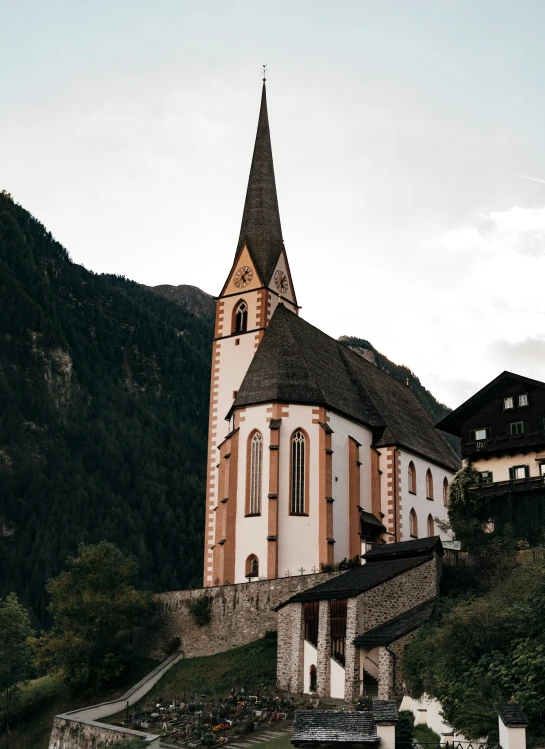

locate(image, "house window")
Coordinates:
518 394 529 407
469 427 491 442
510 421 524 435
248 431 263 515
443 477 449 506
409 509 418 538
291 430 307 514
504 397 514 410
427 514 434 537
481 471 493 484
245 555 259 579
304 601 319 647
408 461 416 494
426 469 434 500
510 465 529 480
234 301 248 333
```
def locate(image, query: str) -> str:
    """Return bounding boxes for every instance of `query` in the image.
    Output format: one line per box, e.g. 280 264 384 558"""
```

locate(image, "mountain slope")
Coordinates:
143 284 215 319
0 193 213 625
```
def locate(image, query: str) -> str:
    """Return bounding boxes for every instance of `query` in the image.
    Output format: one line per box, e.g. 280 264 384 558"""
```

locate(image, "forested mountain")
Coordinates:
0 192 213 626
144 284 215 319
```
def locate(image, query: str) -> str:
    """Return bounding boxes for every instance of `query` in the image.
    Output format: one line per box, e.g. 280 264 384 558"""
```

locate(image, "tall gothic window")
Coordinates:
426 469 434 500
443 477 449 506
427 514 435 537
409 508 418 538
291 430 306 514
408 461 416 494
246 554 259 579
249 431 263 515
234 301 248 333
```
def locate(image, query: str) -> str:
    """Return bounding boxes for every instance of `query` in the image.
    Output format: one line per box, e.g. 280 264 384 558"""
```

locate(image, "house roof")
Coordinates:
292 710 379 744
372 701 399 724
235 82 284 287
354 597 438 648
435 371 545 437
360 511 386 530
276 555 430 607
363 536 444 562
497 703 528 727
231 305 460 472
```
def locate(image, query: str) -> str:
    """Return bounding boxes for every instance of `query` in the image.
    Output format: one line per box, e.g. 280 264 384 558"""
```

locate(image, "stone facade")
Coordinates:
49 717 158 749
316 601 331 697
143 571 340 660
276 602 305 692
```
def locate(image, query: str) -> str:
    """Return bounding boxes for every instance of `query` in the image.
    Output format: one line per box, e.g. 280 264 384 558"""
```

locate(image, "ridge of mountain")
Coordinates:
0 193 213 625
143 284 215 319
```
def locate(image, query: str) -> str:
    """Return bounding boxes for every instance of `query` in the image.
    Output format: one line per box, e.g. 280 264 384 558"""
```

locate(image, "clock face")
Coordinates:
274 270 288 293
233 266 253 289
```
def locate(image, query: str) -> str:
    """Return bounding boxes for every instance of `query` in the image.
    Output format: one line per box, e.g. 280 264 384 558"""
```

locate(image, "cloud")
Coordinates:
487 337 545 381
514 173 545 186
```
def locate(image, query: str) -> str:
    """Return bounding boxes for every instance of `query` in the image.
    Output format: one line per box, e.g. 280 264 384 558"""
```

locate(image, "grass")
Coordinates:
146 634 278 703
253 735 292 749
414 723 441 744
0 658 156 749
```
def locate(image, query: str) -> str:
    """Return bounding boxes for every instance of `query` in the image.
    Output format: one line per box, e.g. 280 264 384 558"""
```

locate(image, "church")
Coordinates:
203 80 460 588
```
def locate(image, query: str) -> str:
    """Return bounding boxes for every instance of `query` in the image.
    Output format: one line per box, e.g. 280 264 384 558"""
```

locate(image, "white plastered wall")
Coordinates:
330 658 345 699
328 413 374 562
397 449 455 543
472 451 544 481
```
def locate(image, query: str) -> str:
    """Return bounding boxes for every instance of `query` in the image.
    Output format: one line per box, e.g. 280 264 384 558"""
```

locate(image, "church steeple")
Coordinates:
236 80 284 287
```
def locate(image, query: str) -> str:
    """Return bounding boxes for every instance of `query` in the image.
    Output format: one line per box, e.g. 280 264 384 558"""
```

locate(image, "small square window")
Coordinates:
514 466 527 480
481 471 493 484
510 421 524 435
475 428 488 440
518 394 529 407
504 397 514 410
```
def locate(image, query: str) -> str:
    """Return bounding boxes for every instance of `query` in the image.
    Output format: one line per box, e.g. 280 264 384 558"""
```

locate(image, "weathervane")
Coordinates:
262 64 267 82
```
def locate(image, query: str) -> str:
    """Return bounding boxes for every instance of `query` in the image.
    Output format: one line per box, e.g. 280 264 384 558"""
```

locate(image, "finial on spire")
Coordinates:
262 64 267 82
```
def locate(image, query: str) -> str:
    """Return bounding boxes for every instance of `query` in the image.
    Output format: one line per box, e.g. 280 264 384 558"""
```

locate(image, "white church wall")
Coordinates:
330 657 345 699
303 640 318 694
328 413 374 561
397 450 454 543
277 405 321 576
234 403 271 583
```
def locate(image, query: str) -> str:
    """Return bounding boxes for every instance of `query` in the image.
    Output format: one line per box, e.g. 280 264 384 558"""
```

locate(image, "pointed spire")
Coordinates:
236 80 284 286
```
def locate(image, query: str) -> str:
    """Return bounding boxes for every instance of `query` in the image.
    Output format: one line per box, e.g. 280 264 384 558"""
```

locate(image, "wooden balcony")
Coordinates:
468 475 545 497
462 430 545 458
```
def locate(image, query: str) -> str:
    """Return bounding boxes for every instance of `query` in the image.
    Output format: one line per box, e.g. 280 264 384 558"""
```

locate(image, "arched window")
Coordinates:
291 430 306 514
426 469 434 500
408 461 416 494
246 554 259 579
234 301 248 333
249 431 263 515
443 477 449 507
427 514 435 537
409 509 418 538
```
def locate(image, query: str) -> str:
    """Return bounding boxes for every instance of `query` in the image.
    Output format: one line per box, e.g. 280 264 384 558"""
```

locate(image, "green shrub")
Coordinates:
186 596 212 627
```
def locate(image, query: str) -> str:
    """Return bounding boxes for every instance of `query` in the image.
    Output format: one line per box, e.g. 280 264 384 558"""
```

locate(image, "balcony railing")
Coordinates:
469 475 545 497
462 430 545 456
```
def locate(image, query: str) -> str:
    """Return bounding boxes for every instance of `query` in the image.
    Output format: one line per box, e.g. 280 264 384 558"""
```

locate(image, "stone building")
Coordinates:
203 77 460 587
276 537 442 701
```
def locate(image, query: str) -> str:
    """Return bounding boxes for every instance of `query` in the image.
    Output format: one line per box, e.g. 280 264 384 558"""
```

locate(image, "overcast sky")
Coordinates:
2 1 545 408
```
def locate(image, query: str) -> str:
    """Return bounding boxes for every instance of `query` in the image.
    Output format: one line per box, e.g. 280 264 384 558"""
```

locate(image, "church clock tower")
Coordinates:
203 80 298 586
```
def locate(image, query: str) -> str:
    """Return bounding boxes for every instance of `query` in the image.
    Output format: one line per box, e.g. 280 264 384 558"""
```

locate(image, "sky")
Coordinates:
2 0 545 408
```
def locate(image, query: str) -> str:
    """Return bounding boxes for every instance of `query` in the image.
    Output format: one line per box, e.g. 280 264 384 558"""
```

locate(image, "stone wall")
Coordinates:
358 557 439 633
146 572 341 659
276 602 305 692
49 717 159 748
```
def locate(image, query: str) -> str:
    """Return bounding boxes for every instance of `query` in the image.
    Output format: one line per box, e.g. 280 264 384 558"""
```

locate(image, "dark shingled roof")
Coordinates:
498 704 528 727
372 701 399 724
360 511 385 530
231 305 460 472
277 555 429 607
236 82 284 286
292 710 379 744
354 598 438 647
363 537 444 562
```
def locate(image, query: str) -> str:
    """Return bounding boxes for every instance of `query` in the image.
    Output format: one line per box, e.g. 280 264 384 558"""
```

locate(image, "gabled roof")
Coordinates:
235 82 284 287
232 305 460 472
276 555 430 607
372 701 399 724
363 536 444 562
360 511 386 530
354 597 437 648
292 710 379 744
435 371 545 437
498 703 528 727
